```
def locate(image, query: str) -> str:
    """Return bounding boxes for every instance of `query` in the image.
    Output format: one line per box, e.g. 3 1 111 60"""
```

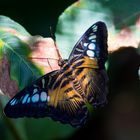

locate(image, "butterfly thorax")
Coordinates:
58 59 68 68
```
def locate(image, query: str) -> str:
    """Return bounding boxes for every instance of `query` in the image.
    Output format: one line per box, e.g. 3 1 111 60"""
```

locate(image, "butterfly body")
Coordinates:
4 21 108 127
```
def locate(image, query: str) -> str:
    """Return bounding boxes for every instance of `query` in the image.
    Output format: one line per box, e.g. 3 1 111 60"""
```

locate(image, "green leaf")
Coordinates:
0 16 60 97
0 15 30 36
0 32 42 90
100 0 140 28
25 118 76 140
0 38 4 59
56 0 114 59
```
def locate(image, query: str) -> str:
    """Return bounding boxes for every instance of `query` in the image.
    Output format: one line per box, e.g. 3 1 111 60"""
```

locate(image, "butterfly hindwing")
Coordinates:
77 68 108 108
4 70 88 127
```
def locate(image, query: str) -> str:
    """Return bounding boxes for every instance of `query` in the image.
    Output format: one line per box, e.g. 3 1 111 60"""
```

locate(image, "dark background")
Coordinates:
0 0 76 36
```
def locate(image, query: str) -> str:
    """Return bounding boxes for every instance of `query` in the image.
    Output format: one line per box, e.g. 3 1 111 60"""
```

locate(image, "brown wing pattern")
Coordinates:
4 69 88 127
81 69 108 107
47 69 88 127
71 56 108 108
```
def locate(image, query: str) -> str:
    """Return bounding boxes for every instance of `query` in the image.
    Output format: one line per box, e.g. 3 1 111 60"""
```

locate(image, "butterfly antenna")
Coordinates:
49 26 62 61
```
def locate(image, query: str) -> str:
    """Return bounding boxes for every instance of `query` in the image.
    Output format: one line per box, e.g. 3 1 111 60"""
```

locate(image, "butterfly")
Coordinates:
4 21 108 127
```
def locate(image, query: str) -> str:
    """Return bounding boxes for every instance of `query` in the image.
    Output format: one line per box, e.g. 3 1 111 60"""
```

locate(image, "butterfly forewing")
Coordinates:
69 21 108 69
4 70 88 127
4 71 57 118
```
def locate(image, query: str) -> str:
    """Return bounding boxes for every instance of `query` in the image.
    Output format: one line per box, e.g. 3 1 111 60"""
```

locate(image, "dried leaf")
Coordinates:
29 37 60 73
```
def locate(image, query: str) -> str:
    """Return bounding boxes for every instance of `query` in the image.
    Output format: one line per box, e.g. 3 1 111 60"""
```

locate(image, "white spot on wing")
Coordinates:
33 88 38 94
88 35 96 40
47 96 50 102
22 94 29 104
88 43 96 50
87 50 95 57
32 94 39 103
92 25 97 29
10 99 17 106
27 97 30 103
75 48 84 52
40 92 47 102
92 25 97 31
83 43 88 47
91 40 96 42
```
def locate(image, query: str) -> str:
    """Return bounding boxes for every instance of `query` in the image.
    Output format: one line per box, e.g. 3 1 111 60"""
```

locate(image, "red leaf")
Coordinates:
0 56 19 98
29 37 60 74
108 17 140 52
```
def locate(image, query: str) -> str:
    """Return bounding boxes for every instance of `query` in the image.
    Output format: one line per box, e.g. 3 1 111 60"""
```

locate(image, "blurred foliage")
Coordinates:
0 16 30 36
56 0 140 58
0 0 140 140
0 16 60 98
56 0 114 59
0 32 42 90
0 16 42 92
